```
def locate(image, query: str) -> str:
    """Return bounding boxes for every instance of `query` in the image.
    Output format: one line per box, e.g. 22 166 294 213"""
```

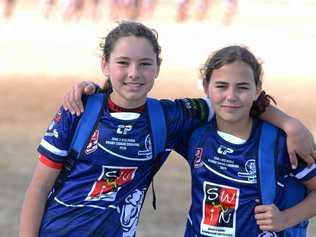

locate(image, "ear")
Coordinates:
101 56 109 77
255 83 262 100
203 80 209 96
154 64 161 79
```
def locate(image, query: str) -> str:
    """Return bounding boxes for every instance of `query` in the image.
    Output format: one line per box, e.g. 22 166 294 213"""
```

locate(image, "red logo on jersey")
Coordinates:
53 110 62 123
86 166 137 201
194 148 203 168
85 130 99 155
201 182 239 236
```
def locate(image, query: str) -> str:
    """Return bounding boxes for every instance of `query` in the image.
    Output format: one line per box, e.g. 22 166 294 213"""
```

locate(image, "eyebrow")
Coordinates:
214 81 251 86
115 56 154 62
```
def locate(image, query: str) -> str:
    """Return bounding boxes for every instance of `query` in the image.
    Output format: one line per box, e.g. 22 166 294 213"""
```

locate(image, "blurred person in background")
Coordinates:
40 0 58 19
176 0 238 24
3 0 16 19
61 0 85 21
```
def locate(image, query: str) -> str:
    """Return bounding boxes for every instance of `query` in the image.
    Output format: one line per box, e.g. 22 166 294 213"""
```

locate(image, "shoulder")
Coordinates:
159 98 208 120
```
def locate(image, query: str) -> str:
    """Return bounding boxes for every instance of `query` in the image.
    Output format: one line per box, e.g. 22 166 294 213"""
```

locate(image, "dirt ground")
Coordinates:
1 0 316 236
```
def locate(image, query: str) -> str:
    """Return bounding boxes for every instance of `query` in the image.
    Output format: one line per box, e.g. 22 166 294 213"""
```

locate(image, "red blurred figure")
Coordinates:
3 0 16 19
89 0 102 20
176 0 238 24
61 0 85 21
222 0 238 25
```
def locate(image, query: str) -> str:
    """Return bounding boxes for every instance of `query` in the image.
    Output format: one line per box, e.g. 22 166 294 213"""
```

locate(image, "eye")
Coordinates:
238 86 249 90
117 61 129 66
215 84 226 89
140 62 152 66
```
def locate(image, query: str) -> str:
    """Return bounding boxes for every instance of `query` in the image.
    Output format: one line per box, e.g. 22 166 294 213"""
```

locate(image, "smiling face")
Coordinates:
101 36 159 108
205 61 261 128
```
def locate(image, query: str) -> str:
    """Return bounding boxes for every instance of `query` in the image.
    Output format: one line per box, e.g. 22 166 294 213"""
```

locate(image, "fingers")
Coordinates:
63 91 71 111
84 84 96 95
69 84 83 116
312 143 316 162
62 81 97 117
255 206 274 231
288 151 298 169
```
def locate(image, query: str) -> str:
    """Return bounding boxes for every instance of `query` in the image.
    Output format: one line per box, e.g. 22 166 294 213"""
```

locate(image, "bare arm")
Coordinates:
20 161 60 237
260 105 316 168
254 176 316 232
62 82 316 167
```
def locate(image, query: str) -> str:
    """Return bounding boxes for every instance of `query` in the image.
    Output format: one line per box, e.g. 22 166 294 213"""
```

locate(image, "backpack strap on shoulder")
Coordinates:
70 93 106 158
258 122 278 204
50 93 106 200
146 98 167 210
146 98 167 159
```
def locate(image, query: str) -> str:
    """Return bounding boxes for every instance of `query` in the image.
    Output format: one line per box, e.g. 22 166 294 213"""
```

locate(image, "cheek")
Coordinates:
144 68 158 81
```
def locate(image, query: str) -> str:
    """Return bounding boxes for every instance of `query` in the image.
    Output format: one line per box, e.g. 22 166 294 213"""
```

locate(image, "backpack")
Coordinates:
50 93 167 201
257 122 309 237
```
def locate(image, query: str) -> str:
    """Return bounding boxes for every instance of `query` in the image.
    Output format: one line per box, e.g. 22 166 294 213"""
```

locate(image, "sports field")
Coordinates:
1 0 316 236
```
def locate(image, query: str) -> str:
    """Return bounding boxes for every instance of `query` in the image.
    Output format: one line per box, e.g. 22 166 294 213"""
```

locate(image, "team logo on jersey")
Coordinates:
194 148 204 168
258 231 277 237
53 109 62 123
237 159 257 183
121 189 145 237
45 129 59 138
217 145 234 155
85 166 137 202
117 125 133 135
201 181 239 237
85 129 99 155
138 135 152 159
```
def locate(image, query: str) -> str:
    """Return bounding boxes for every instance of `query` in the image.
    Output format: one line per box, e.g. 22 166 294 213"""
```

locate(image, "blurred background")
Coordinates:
1 0 315 236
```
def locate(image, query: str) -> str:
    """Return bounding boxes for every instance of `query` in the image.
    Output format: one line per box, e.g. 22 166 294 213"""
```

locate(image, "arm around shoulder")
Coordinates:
260 105 316 168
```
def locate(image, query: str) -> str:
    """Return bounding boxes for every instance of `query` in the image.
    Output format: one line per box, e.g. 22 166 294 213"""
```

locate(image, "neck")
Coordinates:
108 96 146 113
109 93 146 109
216 117 253 140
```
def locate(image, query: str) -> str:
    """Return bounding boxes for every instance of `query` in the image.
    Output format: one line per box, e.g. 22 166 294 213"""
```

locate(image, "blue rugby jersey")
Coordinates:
37 98 209 237
179 118 316 237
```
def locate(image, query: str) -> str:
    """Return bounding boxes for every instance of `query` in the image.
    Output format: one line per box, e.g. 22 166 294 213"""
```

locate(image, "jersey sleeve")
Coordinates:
160 98 212 157
277 131 316 182
37 106 79 165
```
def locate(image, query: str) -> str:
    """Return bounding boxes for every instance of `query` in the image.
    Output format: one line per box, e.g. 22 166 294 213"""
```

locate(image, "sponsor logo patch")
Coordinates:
194 148 204 168
201 181 239 237
86 166 137 202
85 129 99 155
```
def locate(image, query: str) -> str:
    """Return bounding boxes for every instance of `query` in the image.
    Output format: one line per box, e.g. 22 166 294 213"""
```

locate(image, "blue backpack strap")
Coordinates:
70 93 106 158
50 93 106 201
146 98 167 210
146 98 167 159
258 122 278 205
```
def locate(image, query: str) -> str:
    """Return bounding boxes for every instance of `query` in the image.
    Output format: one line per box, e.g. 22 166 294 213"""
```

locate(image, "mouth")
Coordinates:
221 105 241 110
123 82 144 89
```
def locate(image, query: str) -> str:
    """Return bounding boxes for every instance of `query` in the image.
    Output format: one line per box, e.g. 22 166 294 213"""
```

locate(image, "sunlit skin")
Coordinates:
101 36 159 109
204 61 261 139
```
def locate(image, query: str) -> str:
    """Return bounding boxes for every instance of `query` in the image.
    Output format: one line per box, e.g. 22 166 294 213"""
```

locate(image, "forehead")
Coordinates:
211 61 254 83
111 36 156 58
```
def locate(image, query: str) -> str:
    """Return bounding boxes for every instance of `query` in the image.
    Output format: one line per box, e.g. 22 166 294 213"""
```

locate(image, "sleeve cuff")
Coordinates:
39 154 64 170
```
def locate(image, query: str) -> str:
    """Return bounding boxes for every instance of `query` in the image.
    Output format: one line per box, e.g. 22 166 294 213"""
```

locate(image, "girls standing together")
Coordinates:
20 21 316 237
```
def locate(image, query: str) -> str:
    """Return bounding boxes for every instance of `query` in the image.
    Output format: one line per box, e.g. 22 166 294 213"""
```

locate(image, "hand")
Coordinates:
284 118 316 169
255 204 286 232
62 81 97 116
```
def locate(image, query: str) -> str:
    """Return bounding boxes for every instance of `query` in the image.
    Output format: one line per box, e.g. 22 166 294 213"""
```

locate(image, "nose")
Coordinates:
226 87 237 102
128 64 140 79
